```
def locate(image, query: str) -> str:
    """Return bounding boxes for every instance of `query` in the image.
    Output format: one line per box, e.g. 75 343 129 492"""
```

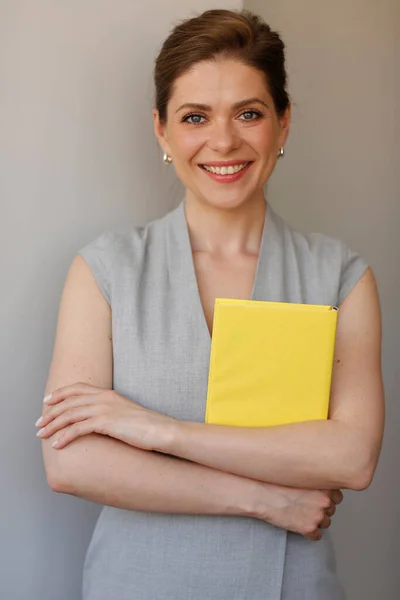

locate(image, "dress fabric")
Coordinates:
77 198 368 600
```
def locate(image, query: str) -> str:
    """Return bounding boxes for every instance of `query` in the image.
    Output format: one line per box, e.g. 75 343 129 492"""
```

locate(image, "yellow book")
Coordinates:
205 299 339 427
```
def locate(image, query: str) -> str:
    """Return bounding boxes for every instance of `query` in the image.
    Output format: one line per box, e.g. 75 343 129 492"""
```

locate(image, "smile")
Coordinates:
198 161 253 183
201 162 250 175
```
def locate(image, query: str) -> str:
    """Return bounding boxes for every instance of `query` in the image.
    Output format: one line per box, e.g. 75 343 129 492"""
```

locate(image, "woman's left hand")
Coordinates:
36 382 176 452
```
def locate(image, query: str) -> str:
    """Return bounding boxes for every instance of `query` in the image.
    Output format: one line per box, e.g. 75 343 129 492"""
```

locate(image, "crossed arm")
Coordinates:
40 258 384 530
159 267 383 491
163 264 384 489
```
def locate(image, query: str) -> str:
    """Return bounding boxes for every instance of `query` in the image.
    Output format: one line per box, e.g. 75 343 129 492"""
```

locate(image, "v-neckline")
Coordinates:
177 198 271 342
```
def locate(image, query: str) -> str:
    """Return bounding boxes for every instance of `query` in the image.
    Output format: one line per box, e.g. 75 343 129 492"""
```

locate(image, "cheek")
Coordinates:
171 129 204 161
247 122 277 155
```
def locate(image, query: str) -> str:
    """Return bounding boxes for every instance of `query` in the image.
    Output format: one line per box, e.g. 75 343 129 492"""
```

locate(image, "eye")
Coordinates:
181 113 206 125
238 110 263 121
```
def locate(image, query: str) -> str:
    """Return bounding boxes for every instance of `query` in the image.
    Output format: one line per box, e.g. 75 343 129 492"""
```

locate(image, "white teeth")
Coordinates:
202 162 249 175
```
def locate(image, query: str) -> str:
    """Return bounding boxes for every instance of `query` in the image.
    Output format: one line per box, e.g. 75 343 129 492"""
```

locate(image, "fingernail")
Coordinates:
36 428 46 437
52 439 59 448
35 416 43 427
43 394 52 403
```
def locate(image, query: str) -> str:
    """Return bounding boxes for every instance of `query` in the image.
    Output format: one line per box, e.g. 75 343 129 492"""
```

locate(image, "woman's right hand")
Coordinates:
253 483 343 541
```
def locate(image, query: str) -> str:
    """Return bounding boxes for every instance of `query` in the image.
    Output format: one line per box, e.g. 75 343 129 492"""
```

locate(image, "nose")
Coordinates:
207 119 240 155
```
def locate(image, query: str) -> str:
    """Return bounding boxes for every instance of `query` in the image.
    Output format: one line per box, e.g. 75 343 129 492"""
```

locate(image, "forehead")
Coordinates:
169 59 270 106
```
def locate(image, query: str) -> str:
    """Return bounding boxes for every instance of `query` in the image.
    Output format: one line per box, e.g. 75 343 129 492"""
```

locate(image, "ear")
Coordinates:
278 104 291 149
153 108 172 156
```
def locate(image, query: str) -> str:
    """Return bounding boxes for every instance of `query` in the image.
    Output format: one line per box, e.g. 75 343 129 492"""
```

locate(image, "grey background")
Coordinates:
1 1 398 599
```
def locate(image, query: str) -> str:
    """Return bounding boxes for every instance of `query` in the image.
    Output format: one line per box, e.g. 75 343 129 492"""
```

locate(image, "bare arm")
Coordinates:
43 255 341 539
159 269 385 491
45 431 263 516
44 429 341 542
42 256 259 514
39 254 345 542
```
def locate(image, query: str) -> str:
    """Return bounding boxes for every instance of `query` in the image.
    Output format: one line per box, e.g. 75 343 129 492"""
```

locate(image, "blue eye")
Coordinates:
239 110 263 121
182 113 206 125
181 109 263 125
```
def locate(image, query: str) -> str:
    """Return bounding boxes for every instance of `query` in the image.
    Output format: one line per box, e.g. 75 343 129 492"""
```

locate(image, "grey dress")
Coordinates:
77 198 368 600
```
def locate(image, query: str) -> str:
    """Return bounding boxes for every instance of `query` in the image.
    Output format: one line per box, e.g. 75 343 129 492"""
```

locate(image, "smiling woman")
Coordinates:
153 49 290 212
40 8 384 600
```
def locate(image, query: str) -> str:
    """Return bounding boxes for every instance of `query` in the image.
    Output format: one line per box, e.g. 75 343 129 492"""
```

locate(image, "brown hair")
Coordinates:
154 9 290 124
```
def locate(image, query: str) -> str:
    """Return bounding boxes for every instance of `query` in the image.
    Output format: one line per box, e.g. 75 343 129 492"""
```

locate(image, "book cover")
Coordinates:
205 299 339 427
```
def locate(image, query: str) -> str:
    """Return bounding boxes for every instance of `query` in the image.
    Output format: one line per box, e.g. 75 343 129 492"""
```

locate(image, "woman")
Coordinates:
38 9 384 600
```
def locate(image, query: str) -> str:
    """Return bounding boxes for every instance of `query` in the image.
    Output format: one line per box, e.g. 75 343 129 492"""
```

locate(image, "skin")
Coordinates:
38 58 384 541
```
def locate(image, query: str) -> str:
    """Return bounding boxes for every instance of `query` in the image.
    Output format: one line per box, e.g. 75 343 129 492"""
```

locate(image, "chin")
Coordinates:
197 188 261 212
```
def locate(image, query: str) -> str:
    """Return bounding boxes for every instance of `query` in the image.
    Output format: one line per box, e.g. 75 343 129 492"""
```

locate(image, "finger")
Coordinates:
37 395 97 428
43 382 103 406
330 489 344 505
325 503 336 518
51 418 104 449
319 515 332 529
305 529 322 542
37 407 98 439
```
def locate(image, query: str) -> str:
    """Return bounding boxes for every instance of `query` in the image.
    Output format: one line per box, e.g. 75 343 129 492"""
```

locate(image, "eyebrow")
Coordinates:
175 97 270 113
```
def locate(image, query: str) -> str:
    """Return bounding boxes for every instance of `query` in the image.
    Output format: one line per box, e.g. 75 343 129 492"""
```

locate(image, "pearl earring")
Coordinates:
163 153 172 164
277 147 285 159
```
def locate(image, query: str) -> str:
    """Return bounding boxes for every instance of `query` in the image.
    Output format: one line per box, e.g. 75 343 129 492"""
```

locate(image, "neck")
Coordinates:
183 192 267 259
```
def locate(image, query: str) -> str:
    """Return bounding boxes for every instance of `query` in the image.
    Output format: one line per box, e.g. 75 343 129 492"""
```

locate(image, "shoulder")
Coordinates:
78 209 170 263
76 209 171 303
275 209 347 264
274 209 369 306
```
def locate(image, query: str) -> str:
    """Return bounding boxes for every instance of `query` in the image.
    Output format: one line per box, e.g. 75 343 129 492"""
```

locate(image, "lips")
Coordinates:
198 161 253 182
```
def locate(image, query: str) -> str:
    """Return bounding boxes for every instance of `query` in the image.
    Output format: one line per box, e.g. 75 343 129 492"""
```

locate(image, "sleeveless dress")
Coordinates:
77 198 369 600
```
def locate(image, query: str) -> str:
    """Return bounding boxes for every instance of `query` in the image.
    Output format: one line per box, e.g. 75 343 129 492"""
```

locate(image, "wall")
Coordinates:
0 2 240 599
244 1 399 598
